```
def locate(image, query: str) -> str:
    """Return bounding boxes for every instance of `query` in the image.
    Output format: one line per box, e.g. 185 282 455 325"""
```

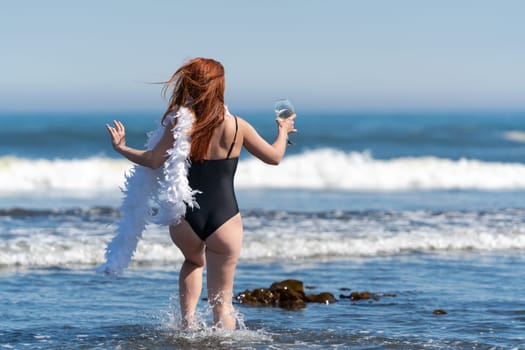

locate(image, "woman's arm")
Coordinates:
105 119 174 169
241 114 296 165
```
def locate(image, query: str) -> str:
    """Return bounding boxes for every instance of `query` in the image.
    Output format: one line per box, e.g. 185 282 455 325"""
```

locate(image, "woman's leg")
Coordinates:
170 220 206 328
205 213 243 329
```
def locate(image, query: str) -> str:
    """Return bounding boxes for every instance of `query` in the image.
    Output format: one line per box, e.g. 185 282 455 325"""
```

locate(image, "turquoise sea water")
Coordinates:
1 110 525 348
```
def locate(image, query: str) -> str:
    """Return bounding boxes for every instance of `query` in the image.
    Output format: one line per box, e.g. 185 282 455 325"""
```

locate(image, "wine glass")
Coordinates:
275 98 295 145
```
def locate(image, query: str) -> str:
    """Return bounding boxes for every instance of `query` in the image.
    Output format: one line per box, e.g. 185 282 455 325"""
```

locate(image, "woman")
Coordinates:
106 57 296 329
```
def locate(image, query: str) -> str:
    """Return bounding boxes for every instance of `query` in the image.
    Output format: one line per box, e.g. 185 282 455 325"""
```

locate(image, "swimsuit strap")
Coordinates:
226 116 238 159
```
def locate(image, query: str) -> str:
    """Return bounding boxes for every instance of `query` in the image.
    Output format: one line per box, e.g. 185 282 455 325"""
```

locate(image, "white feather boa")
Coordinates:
97 107 197 275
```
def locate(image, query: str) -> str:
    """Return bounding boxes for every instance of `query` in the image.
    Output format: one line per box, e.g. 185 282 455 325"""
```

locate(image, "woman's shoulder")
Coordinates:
227 114 253 132
223 107 258 134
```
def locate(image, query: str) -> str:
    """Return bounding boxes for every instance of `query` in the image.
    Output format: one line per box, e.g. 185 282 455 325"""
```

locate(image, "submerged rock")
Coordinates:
339 291 372 300
351 291 372 300
339 291 396 302
305 292 337 304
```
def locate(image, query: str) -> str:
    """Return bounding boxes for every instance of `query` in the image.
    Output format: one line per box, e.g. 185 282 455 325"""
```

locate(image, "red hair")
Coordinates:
161 57 226 160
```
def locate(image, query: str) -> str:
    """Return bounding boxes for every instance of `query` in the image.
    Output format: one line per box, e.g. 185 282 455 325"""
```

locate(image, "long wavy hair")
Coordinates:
161 57 226 160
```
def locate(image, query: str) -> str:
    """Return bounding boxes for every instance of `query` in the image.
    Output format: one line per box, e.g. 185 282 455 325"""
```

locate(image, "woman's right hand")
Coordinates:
276 113 297 135
105 120 127 152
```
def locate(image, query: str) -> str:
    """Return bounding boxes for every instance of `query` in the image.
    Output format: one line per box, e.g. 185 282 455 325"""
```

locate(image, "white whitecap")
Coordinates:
236 149 525 191
503 130 525 143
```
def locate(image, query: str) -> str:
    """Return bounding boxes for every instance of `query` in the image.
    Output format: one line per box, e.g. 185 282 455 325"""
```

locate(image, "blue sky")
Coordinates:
1 0 524 112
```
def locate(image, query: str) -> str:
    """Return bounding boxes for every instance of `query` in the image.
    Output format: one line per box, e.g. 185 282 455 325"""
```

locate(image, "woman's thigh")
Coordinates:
170 219 205 265
205 213 243 295
205 213 243 257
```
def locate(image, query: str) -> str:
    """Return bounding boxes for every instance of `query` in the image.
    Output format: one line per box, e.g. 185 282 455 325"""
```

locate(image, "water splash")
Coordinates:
154 293 272 347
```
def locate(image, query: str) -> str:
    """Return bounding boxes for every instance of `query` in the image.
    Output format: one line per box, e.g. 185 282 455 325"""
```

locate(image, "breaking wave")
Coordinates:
2 149 525 196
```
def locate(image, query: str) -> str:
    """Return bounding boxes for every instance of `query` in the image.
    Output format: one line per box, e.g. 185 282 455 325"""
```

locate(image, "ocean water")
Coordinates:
1 109 525 349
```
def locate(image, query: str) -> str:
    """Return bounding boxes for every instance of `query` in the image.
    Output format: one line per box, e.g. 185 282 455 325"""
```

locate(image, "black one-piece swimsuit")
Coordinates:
184 117 239 241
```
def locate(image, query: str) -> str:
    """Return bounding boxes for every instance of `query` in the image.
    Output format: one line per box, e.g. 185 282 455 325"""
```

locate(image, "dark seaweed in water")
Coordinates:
236 279 336 310
236 279 399 310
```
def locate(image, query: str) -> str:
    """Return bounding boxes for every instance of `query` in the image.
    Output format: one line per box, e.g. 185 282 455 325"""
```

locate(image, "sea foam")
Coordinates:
1 208 524 269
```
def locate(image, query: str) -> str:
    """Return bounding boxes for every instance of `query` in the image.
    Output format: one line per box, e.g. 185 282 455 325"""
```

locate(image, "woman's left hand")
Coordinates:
105 120 127 151
276 113 297 134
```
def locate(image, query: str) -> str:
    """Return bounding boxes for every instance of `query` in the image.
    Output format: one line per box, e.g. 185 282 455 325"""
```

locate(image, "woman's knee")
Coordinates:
184 256 205 268
179 246 206 267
